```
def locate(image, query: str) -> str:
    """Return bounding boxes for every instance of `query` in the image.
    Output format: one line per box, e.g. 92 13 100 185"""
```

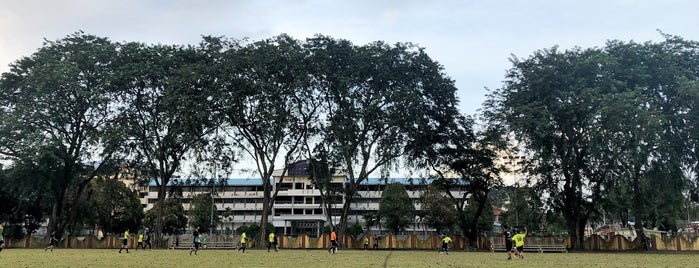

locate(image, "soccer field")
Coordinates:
0 248 695 268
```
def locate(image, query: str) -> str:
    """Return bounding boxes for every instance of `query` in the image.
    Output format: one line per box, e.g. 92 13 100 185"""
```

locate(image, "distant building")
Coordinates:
137 160 470 236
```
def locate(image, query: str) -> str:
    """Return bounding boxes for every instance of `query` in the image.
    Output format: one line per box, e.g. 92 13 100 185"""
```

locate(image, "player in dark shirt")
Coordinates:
189 227 201 256
503 225 514 260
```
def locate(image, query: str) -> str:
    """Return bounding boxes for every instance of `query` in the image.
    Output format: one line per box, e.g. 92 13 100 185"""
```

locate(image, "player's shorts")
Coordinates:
516 245 524 252
122 239 128 246
505 242 513 251
331 240 338 247
194 242 201 249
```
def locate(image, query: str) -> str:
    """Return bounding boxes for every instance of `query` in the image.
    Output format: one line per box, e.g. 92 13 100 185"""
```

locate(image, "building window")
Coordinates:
276 196 292 204
275 209 291 216
278 183 293 190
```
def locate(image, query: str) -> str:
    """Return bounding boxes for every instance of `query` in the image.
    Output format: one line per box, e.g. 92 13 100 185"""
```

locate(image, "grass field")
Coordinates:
0 248 695 268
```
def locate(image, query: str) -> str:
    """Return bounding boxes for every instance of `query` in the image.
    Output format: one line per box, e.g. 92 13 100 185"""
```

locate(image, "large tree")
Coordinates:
485 46 610 249
405 109 500 246
143 198 188 235
419 184 457 234
305 153 342 229
187 193 219 234
213 34 317 246
0 32 124 236
0 162 45 235
595 38 699 248
307 35 464 241
379 182 415 234
86 177 144 234
485 36 699 249
118 41 220 247
498 185 546 232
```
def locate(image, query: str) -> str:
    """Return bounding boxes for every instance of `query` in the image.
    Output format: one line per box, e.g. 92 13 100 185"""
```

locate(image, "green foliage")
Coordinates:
485 36 699 248
362 212 378 232
419 184 457 233
1 223 26 239
117 40 223 244
347 223 364 239
87 177 144 234
144 199 187 235
208 34 316 247
305 36 465 239
0 165 45 233
499 186 544 232
187 193 219 233
379 183 415 234
0 31 125 235
463 201 494 234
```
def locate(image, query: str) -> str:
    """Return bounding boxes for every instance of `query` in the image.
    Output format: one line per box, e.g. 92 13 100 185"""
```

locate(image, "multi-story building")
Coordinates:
139 160 469 236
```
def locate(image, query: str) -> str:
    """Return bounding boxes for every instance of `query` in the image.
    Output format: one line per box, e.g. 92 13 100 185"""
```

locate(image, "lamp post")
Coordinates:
514 183 519 226
210 191 214 236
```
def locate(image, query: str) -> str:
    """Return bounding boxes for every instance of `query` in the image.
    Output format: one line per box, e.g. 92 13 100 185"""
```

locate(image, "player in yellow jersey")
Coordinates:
512 227 527 259
237 232 248 253
136 233 144 250
119 229 130 253
438 235 452 254
267 232 278 252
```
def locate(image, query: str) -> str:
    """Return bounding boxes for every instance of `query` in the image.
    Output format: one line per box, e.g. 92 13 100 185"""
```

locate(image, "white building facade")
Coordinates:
139 162 469 237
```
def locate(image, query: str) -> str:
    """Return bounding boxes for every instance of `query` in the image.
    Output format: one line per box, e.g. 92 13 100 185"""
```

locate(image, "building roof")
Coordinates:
360 178 426 185
359 177 468 186
147 177 467 186
148 178 269 186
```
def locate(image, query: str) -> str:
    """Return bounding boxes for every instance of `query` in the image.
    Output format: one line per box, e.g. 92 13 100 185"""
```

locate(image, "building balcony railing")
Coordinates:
275 189 322 196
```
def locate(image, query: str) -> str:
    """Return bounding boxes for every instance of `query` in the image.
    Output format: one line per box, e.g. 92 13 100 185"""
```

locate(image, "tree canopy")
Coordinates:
485 35 699 249
379 182 415 234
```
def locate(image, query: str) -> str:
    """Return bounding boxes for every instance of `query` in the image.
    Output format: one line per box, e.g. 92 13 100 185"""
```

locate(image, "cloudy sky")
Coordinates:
2 0 698 116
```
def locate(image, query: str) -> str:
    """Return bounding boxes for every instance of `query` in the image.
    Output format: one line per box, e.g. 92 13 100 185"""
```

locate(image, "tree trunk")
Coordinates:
337 197 354 247
48 188 67 238
467 191 489 248
155 183 167 248
567 221 578 250
338 184 361 247
566 215 587 250
259 180 271 248
634 220 649 250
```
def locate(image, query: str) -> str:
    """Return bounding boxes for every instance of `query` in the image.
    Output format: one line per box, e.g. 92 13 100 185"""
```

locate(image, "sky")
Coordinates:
2 0 699 116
